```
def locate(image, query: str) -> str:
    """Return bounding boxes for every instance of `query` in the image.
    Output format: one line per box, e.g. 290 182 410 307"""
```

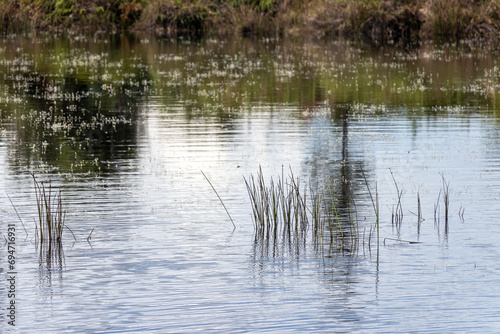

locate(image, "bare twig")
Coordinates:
384 237 422 244
6 193 28 238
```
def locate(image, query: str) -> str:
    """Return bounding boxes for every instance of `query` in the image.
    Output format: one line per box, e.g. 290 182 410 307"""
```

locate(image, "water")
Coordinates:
1 34 500 332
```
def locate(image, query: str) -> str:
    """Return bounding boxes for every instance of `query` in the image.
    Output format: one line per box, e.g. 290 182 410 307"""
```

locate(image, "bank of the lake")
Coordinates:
2 0 500 44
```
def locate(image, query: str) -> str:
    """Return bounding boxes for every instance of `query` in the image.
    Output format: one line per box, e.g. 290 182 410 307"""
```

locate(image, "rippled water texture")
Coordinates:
1 34 500 332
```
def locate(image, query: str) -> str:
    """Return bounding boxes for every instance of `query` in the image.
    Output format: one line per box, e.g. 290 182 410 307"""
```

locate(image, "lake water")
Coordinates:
1 34 500 332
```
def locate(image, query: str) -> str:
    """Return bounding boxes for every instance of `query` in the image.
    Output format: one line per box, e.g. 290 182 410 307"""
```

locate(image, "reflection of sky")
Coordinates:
144 104 312 182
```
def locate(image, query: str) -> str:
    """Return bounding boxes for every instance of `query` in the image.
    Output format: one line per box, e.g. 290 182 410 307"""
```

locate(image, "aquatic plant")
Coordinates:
433 173 451 233
389 169 404 227
6 193 29 239
245 167 462 258
32 173 74 245
362 170 379 252
87 228 95 242
244 166 308 237
326 179 361 253
458 206 465 223
201 170 236 229
245 167 365 254
441 173 450 231
417 191 422 224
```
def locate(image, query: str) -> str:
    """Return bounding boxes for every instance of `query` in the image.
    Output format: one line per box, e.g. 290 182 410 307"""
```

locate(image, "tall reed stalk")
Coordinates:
201 170 235 229
361 170 379 253
441 173 450 225
389 169 403 226
247 168 457 259
441 173 450 233
434 189 441 225
327 181 345 245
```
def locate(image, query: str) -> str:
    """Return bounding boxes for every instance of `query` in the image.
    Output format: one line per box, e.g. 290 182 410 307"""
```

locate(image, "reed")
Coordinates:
441 173 450 232
434 189 441 225
32 173 75 245
432 173 452 233
201 170 236 229
417 191 422 223
33 174 63 244
247 168 461 261
244 166 309 237
245 167 365 254
361 170 379 252
417 191 422 234
389 169 404 226
6 193 28 239
327 180 345 245
309 184 323 241
314 178 364 254
87 228 95 242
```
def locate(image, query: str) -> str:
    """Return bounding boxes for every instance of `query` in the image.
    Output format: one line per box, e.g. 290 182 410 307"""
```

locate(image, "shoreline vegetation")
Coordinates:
1 0 500 44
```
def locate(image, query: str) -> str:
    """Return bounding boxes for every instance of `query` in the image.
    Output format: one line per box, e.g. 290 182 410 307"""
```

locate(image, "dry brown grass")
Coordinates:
419 0 500 39
2 0 500 43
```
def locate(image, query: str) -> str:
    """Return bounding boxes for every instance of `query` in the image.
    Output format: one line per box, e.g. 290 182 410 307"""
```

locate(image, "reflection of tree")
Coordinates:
247 102 374 328
303 102 375 256
247 98 377 258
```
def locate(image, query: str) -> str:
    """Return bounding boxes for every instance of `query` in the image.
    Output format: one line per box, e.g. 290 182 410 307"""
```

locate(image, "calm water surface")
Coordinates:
1 34 500 332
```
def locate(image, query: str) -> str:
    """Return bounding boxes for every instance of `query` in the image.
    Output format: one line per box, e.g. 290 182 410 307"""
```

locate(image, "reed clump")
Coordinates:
244 166 308 238
245 168 459 256
245 167 364 254
32 173 74 246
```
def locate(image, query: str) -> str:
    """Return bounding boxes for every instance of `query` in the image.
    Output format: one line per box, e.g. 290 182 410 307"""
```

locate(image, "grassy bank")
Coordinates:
2 0 500 43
